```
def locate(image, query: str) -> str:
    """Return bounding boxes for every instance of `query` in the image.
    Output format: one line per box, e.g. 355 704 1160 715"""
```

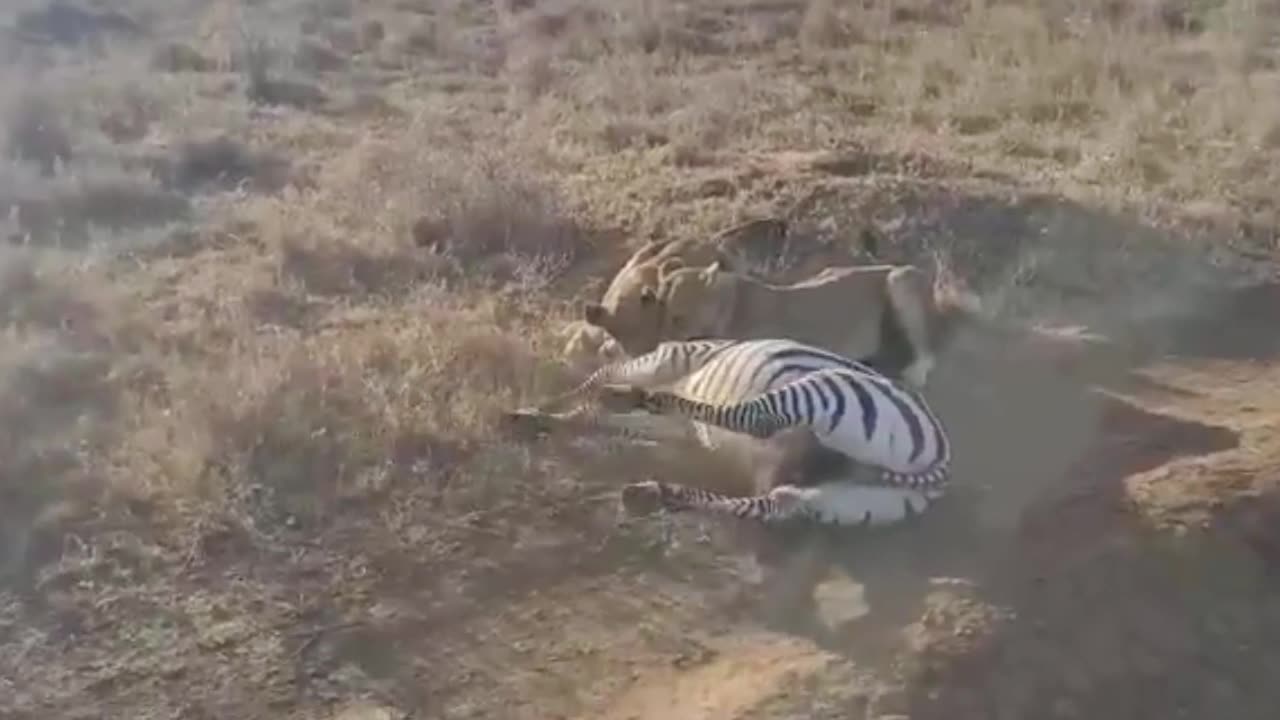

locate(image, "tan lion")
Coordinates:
575 217 874 360
643 258 973 389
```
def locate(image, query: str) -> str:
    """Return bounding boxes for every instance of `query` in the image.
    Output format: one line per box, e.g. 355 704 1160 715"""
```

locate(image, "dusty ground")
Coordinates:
2 1 1280 718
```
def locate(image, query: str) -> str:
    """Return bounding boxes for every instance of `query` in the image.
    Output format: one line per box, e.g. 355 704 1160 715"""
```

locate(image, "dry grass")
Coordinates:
2 0 1280 717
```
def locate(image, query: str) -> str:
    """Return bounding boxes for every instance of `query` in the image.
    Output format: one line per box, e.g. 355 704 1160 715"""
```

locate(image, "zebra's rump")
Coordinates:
761 427 860 490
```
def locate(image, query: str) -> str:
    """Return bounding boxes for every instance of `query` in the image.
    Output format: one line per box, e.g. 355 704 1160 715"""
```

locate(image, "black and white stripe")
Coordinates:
587 338 953 528
665 338 893 451
618 362 951 492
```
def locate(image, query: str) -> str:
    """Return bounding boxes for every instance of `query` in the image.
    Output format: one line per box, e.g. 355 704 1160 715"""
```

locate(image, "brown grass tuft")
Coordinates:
405 151 594 288
0 250 147 581
799 0 862 51
1 164 190 248
14 2 142 47
3 0 1280 717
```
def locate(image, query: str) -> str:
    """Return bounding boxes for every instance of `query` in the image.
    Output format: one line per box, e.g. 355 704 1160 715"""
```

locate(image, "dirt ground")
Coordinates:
2 1 1280 719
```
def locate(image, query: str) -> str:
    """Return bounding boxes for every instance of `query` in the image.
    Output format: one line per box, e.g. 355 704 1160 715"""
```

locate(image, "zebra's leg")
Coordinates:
598 383 783 440
503 407 563 438
620 479 934 527
504 404 695 445
598 375 831 441
503 403 601 439
518 342 716 417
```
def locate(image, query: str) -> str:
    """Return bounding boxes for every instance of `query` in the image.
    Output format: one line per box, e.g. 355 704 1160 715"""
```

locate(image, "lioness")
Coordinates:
581 237 741 356
648 258 961 389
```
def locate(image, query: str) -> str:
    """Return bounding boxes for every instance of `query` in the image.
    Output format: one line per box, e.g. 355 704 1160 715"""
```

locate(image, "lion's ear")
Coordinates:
628 239 670 268
657 257 685 282
711 250 738 272
701 261 724 282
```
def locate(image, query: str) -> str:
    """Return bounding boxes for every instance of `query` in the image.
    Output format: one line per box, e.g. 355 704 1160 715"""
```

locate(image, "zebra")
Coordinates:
509 338 953 528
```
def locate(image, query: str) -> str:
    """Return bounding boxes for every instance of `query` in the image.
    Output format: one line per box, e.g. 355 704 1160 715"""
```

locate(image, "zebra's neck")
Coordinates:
545 340 735 411
647 340 736 382
658 392 781 438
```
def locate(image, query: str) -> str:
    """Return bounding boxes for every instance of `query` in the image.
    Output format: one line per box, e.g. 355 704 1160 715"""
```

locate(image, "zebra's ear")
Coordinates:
639 286 658 306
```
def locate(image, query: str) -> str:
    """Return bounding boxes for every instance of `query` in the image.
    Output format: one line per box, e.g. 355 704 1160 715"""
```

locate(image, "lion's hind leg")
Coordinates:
885 265 938 389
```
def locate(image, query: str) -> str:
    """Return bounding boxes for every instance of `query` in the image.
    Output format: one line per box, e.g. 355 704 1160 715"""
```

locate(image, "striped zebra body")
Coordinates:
601 339 953 528
611 364 952 492
664 338 888 453
514 338 954 528
516 338 873 450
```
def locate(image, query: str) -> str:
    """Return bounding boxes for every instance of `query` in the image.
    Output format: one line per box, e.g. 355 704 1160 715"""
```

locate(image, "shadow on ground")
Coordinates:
599 184 1280 717
711 343 1238 652
633 184 1280 718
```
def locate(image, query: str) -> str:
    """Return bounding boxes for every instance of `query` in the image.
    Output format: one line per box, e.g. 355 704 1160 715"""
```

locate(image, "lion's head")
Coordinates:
582 239 734 355
654 260 739 342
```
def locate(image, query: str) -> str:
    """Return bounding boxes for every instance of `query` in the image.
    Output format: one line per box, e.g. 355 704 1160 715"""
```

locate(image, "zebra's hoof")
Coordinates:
621 481 664 516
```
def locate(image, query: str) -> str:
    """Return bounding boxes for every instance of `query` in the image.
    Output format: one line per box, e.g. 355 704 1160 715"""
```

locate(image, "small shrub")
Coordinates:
163 136 290 193
241 35 328 109
5 92 73 176
14 2 142 46
294 38 347 74
150 42 215 73
65 175 190 231
799 0 862 50
96 86 161 144
421 157 591 288
277 239 435 298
